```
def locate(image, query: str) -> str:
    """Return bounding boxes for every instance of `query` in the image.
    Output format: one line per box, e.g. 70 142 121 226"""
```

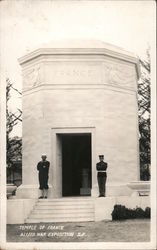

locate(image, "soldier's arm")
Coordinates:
47 161 50 172
37 162 40 171
106 162 108 170
96 163 98 170
96 163 100 171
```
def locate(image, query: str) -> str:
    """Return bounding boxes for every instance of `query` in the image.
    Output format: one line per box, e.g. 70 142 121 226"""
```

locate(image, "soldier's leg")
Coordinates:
104 176 107 196
101 176 105 196
44 189 48 198
39 189 44 198
43 189 45 197
97 174 101 196
99 175 104 196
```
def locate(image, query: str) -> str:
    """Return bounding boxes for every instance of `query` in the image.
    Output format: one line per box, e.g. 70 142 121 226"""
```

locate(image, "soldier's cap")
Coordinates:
99 155 104 158
41 153 47 157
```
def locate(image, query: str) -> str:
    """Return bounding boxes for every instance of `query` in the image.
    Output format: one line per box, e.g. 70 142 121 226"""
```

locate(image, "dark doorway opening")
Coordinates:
62 134 91 197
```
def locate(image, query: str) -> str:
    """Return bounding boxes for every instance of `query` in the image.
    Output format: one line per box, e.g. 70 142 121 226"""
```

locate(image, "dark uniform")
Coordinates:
96 159 107 197
37 160 50 190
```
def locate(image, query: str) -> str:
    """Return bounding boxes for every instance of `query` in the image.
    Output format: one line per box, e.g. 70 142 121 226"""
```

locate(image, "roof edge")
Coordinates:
18 47 140 79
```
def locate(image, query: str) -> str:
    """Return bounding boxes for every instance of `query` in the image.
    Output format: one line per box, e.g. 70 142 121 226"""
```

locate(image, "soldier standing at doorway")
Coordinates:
37 154 50 199
96 155 108 197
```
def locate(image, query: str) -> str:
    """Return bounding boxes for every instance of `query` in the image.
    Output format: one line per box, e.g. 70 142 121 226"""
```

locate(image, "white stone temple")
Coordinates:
7 40 150 224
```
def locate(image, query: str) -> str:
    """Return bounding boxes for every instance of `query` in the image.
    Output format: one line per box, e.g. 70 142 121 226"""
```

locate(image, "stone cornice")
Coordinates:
22 83 136 97
18 48 140 79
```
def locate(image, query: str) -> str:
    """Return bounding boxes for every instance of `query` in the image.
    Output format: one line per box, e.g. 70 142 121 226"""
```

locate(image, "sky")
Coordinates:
0 0 156 137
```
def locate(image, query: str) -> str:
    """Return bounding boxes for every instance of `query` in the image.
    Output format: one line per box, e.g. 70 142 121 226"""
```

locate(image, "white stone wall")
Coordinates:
7 199 37 224
94 196 150 221
19 45 139 197
41 87 139 195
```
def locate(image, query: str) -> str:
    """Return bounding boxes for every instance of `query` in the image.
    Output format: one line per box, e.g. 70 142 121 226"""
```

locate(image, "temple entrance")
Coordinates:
61 134 92 196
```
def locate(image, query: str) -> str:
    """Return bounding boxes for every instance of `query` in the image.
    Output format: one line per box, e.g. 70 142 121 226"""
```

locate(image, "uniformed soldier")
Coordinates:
37 154 50 199
96 155 108 197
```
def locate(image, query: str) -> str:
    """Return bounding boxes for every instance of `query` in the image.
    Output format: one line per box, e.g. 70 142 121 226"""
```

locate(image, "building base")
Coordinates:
16 183 133 199
7 196 150 224
7 199 37 224
91 182 133 197
16 185 55 199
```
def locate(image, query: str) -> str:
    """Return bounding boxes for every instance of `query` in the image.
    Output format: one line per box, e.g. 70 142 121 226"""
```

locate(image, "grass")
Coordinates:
7 219 150 242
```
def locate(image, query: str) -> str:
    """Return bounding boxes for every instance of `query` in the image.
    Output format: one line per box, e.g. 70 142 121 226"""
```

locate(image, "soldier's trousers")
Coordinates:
97 172 107 196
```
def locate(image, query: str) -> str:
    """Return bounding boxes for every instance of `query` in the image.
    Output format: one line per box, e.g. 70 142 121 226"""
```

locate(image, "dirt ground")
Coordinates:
7 219 150 242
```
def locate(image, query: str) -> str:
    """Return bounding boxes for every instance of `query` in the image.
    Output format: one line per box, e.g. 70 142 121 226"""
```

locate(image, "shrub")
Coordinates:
111 205 127 220
135 207 145 218
111 205 151 220
145 207 151 218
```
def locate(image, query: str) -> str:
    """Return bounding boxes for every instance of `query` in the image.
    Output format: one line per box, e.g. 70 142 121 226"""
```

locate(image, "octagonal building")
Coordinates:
17 40 140 199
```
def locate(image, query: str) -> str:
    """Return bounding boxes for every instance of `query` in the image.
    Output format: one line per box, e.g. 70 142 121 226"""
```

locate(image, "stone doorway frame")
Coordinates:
51 127 96 198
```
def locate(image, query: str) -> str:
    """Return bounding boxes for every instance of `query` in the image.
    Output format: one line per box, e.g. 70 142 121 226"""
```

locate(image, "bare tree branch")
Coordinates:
6 78 22 168
138 48 151 180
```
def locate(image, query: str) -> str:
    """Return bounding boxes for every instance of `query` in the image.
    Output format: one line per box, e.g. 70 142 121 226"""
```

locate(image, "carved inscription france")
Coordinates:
44 62 102 84
50 69 95 77
23 61 136 90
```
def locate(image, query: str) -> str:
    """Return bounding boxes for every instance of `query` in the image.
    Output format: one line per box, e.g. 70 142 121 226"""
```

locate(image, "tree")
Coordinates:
138 49 151 180
6 78 22 168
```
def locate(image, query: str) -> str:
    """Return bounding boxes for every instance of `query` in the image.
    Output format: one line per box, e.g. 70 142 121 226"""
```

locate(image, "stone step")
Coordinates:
34 205 94 210
38 198 93 202
36 203 93 208
26 198 95 223
37 201 93 206
31 210 94 216
38 198 93 201
25 217 94 223
29 212 94 219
